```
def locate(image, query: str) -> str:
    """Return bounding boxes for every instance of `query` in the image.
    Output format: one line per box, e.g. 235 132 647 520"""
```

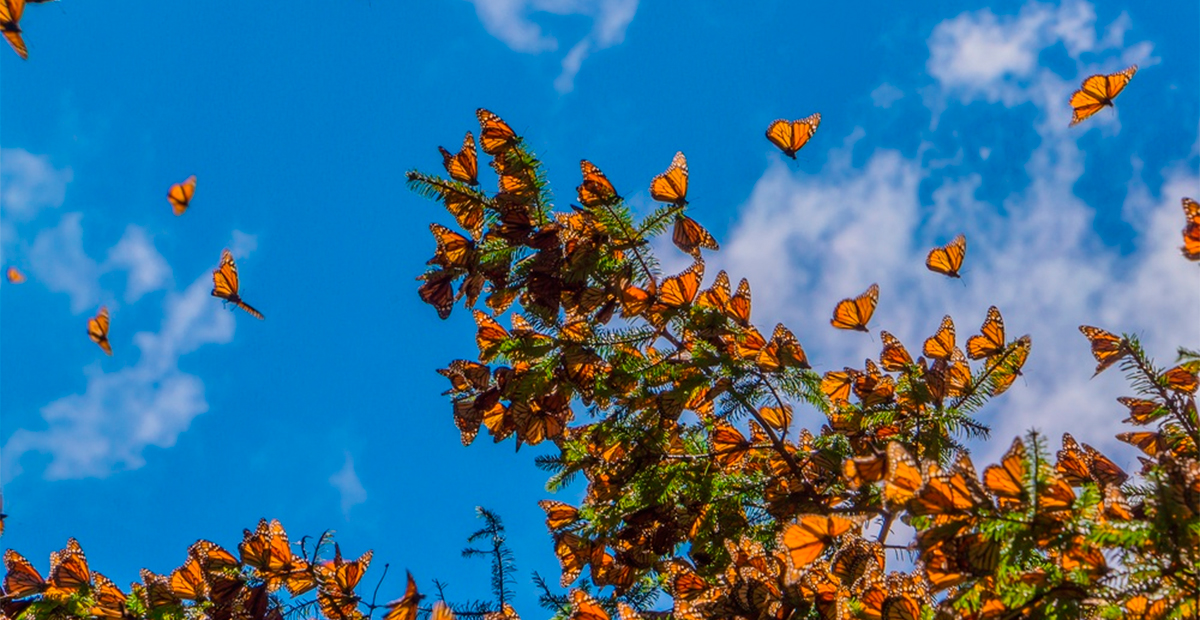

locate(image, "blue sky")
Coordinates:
1 0 1197 612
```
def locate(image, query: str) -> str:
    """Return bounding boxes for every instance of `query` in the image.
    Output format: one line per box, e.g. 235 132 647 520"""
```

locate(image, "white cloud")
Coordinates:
329 452 368 519
714 0 1199 470
870 83 904 109
0 149 72 223
104 226 173 304
467 0 639 92
29 213 102 313
3 273 236 481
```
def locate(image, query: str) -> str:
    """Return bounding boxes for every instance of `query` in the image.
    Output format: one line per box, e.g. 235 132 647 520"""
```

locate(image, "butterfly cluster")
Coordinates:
403 109 1200 619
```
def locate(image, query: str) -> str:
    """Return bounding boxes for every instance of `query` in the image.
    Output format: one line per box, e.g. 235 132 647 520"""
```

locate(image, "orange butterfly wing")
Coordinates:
1079 325 1125 375
830 283 879 331
925 234 965 278
87 306 113 355
6 266 25 283
922 315 956 360
780 514 856 569
650 151 688 205
966 306 1005 360
578 160 619 207
0 0 27 60
1069 65 1136 126
765 113 821 158
439 132 479 185
211 249 264 319
657 261 704 309
671 215 719 258
4 549 46 598
1181 197 1200 261
476 109 518 155
879 330 913 371
168 175 197 216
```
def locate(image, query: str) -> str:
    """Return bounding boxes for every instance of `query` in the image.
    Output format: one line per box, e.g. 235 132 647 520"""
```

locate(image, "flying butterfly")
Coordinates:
212 249 264 319
0 0 27 59
1079 325 1125 375
6 266 25 283
1181 197 1200 261
1069 65 1137 126
830 283 879 332
650 151 689 206
476 109 518 155
439 132 479 185
88 306 113 356
383 571 423 620
672 215 719 258
990 335 1030 396
925 234 966 278
765 113 821 159
879 331 913 371
168 175 197 216
418 270 456 319
578 160 620 208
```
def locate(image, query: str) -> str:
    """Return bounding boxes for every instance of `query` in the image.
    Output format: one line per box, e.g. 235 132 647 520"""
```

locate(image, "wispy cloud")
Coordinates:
3 273 236 481
29 213 102 313
329 452 368 519
0 149 72 254
712 0 1198 470
466 0 639 93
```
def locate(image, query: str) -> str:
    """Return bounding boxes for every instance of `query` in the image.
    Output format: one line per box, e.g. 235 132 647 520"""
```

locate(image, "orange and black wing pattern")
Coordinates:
211 249 264 319
87 306 113 356
966 306 1005 360
1 0 28 60
925 234 965 278
672 215 718 258
476 109 518 155
439 132 479 185
1079 325 1124 375
1181 197 1200 261
1069 65 1137 126
830 283 879 332
765 113 821 159
578 160 619 208
168 175 197 216
650 151 689 205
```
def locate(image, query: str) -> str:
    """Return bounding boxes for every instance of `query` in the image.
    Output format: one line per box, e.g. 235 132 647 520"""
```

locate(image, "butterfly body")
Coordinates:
168 176 197 216
650 151 689 206
212 249 264 319
830 283 879 332
925 234 965 278
88 306 113 355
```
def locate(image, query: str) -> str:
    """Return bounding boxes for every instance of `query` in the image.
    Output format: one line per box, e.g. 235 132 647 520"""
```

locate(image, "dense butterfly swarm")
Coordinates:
2 50 1200 620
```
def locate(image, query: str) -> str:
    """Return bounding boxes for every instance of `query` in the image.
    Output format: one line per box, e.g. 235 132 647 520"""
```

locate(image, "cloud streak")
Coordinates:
466 0 639 93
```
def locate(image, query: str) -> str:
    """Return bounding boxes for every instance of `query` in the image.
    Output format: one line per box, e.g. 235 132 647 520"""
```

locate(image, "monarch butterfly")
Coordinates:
430 602 457 620
1069 65 1137 126
0 0 27 59
6 266 25 283
3 549 46 598
553 532 595 587
1181 197 1200 261
91 573 129 619
538 500 580 531
966 306 1004 360
47 538 91 598
883 442 923 507
984 437 1028 510
1079 325 1125 375
650 152 689 205
1162 364 1199 394
878 331 913 371
672 215 719 258
569 588 610 620
511 396 569 446
664 559 708 600
724 277 751 325
922 315 956 360
909 453 990 520
757 323 809 371
439 132 478 185
779 514 857 569
711 422 750 468
169 556 207 601
843 451 887 490
411 175 488 240
316 545 373 620
1057 433 1127 487
189 539 240 572
830 283 879 331
87 306 113 355
418 270 456 320
765 113 821 159
1118 396 1165 425
697 270 730 311
925 234 966 278
428 223 475 270
140 569 179 609
211 249 264 319
989 335 1030 396
438 359 492 394
757 404 791 431
578 160 620 208
820 367 858 403
657 260 704 310
476 109 518 155
168 175 196 216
